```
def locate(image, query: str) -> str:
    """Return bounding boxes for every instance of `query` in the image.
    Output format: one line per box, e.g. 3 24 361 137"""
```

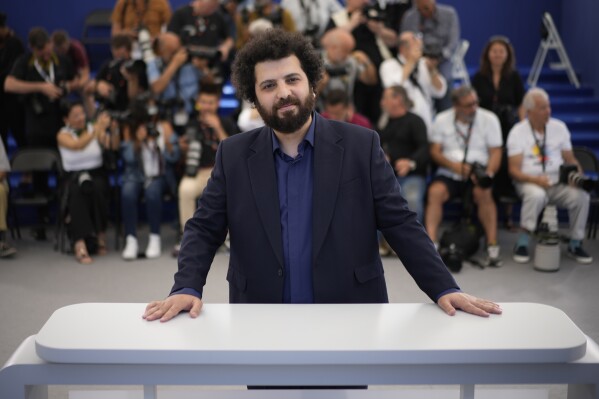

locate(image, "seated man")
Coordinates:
321 88 372 129
379 85 429 222
507 88 592 264
173 83 239 256
425 85 502 266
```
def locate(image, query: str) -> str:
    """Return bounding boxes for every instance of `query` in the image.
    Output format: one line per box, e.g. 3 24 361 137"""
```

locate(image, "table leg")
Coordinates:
460 384 475 399
567 384 599 399
25 385 48 399
144 384 157 399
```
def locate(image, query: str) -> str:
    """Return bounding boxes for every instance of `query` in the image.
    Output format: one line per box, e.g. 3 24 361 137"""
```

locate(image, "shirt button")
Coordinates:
278 269 283 277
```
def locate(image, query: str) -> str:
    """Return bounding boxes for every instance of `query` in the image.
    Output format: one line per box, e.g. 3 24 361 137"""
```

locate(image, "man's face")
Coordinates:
381 88 404 117
254 55 315 134
455 92 479 123
33 42 53 62
111 46 131 61
416 0 435 19
528 95 551 126
324 102 348 122
53 42 69 56
192 0 219 16
196 93 220 115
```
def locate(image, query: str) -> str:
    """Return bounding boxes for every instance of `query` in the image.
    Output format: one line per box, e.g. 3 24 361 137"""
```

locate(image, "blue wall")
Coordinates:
2 0 595 90
561 0 599 93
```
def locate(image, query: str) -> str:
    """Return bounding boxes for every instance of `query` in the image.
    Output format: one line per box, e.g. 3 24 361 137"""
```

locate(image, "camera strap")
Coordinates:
34 59 55 84
529 121 547 172
454 117 474 164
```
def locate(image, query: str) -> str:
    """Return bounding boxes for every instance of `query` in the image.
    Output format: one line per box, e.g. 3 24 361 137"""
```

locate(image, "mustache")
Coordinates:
275 97 301 110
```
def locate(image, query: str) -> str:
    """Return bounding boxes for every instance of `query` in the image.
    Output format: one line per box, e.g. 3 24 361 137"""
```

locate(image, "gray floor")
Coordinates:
1 223 598 398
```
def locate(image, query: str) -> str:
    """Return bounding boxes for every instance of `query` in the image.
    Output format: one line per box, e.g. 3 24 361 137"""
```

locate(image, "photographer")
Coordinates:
400 0 460 111
326 0 397 124
507 88 592 265
173 84 239 257
317 28 377 114
168 0 234 82
57 101 116 264
4 27 75 149
425 86 502 266
111 0 172 41
120 98 180 260
380 30 446 133
281 0 342 47
147 32 201 133
84 34 140 116
235 0 296 49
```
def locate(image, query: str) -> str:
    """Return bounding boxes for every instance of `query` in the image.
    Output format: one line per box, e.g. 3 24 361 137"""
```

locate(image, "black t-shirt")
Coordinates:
168 6 231 48
9 52 74 143
378 111 429 177
471 70 525 139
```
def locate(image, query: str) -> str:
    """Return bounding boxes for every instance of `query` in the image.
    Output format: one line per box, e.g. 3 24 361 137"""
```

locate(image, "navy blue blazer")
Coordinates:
173 113 459 303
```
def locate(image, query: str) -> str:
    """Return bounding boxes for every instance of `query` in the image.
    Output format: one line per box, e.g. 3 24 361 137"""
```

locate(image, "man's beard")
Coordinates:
255 92 315 134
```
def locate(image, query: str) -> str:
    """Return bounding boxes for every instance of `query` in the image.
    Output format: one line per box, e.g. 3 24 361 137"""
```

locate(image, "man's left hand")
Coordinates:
437 292 502 317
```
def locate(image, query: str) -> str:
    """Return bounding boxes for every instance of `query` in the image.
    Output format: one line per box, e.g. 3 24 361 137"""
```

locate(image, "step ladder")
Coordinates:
528 12 580 89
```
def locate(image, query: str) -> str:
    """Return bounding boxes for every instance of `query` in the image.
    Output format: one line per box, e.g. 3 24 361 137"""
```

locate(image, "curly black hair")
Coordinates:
231 29 323 104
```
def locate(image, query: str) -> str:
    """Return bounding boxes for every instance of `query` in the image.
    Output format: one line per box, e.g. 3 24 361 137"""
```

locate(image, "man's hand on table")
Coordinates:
143 294 203 322
437 292 503 317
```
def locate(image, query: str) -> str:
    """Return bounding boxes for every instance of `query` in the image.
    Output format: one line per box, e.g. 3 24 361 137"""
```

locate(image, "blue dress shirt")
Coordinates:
271 116 315 303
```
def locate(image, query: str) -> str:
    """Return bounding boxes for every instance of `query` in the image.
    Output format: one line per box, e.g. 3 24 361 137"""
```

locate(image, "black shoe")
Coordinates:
32 227 47 241
567 246 593 264
0 242 17 258
513 245 530 263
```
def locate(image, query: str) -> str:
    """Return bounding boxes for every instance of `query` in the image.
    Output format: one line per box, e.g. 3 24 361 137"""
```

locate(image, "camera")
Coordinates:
363 5 386 22
470 162 493 188
559 164 597 192
77 171 94 194
325 64 349 78
439 243 463 272
146 122 160 139
422 42 443 60
184 124 203 177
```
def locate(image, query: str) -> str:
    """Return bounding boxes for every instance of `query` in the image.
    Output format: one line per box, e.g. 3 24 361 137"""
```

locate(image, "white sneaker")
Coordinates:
145 234 161 259
122 235 138 260
486 244 503 267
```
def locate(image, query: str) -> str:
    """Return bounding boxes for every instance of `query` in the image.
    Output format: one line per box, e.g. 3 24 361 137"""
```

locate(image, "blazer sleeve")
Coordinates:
171 141 229 296
369 132 460 301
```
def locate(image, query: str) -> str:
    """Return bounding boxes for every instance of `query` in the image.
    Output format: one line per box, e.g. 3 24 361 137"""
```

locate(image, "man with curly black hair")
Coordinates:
144 29 501 322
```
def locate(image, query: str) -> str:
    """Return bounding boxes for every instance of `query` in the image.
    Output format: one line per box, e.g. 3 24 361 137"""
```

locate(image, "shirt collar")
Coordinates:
271 112 316 154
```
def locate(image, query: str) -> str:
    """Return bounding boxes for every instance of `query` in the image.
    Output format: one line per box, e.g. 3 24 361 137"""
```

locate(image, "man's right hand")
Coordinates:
143 294 203 322
40 82 63 100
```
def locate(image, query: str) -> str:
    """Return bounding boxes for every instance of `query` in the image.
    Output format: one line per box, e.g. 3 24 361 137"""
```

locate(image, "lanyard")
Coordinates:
34 59 55 83
529 121 547 172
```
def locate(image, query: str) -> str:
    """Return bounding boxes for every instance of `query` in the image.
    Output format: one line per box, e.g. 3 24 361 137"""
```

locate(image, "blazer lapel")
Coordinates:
248 127 285 268
312 114 344 263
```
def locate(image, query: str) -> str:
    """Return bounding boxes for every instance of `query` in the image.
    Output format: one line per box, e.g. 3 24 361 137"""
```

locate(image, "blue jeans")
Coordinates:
397 175 426 223
121 177 165 236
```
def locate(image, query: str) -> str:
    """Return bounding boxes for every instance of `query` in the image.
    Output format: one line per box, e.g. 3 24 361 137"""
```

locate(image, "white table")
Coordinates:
1 302 598 399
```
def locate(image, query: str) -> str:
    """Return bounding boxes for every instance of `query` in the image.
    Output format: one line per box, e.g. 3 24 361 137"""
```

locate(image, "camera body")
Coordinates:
363 5 386 22
186 45 221 67
422 42 443 60
439 243 463 272
559 164 596 192
184 124 203 177
470 162 493 188
325 64 350 78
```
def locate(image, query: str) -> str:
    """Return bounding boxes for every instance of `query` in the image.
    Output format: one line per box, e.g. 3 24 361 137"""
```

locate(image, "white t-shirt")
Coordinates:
379 56 447 132
430 107 502 181
58 124 103 172
506 118 572 184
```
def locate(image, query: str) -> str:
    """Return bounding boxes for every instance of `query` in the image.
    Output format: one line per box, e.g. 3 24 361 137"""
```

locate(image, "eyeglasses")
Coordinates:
459 100 479 108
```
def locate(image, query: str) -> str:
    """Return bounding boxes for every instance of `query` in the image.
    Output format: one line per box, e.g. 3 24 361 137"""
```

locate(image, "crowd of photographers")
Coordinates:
0 0 594 268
